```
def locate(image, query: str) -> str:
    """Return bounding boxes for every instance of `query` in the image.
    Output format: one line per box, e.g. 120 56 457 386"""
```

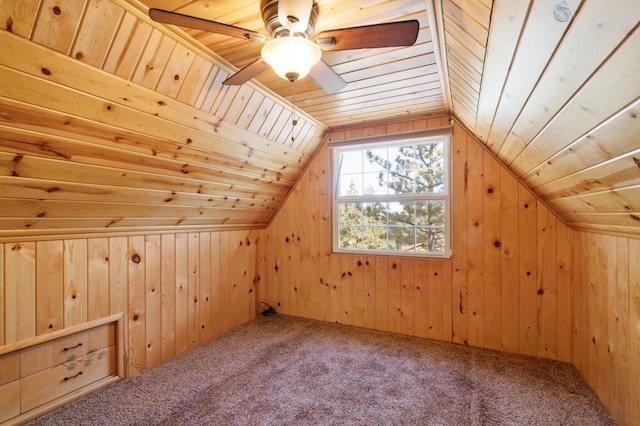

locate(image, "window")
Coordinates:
331 131 451 257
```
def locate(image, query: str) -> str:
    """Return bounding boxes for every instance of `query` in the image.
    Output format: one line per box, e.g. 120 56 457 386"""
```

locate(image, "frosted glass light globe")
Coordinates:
262 37 322 82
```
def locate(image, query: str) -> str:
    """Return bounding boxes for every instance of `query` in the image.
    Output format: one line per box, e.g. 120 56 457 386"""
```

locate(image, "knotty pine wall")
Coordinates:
0 229 264 377
265 115 574 362
572 231 640 426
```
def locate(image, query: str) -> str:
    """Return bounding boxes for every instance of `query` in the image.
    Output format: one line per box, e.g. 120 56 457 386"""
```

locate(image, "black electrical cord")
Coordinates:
259 302 278 316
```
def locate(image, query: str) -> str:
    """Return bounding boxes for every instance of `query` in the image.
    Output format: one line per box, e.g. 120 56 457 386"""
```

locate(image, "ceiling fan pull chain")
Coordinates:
291 79 298 142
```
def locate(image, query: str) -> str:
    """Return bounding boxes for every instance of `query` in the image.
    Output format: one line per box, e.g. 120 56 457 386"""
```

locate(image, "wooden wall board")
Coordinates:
4 243 36 344
399 258 416 336
63 239 89 327
155 42 195 98
628 238 640 425
536 205 557 359
451 121 469 345
610 236 629 423
572 231 640 425
174 232 189 355
108 236 128 376
160 233 176 360
265 116 573 368
466 129 485 348
187 233 200 349
0 243 3 345
0 0 41 38
127 235 146 375
198 232 212 343
36 240 64 335
517 186 538 357
87 237 110 321
483 152 502 351
499 168 519 353
31 0 86 54
144 235 162 369
176 55 213 106
71 0 124 68
0 229 262 379
103 12 154 80
556 222 572 363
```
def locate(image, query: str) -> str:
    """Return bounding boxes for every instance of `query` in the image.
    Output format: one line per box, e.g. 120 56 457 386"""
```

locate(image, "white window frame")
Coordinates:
330 128 452 258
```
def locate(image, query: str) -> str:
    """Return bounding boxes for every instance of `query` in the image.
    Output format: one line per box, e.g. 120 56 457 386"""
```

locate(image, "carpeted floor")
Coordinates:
31 315 614 425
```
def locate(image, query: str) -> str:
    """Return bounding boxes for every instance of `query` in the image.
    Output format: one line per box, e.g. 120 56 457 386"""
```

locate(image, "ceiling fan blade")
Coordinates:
308 60 347 94
278 0 312 33
222 58 270 86
315 20 419 51
149 8 266 43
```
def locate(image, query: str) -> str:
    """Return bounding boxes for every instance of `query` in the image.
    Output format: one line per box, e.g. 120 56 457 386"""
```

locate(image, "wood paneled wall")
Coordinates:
0 229 264 377
265 115 574 362
572 231 640 426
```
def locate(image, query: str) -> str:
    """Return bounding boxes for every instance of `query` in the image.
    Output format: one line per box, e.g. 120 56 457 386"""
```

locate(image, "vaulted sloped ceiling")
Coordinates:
440 0 640 237
137 0 448 127
0 0 639 239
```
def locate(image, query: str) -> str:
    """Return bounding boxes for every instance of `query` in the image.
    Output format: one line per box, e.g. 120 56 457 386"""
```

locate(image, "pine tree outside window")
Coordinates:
331 131 451 257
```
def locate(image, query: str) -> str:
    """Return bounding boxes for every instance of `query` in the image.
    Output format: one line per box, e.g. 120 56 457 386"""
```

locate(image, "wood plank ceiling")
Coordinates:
440 0 640 237
137 0 447 128
0 0 639 238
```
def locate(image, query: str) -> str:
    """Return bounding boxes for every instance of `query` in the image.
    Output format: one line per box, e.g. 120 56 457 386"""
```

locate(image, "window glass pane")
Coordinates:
364 148 392 194
363 147 387 172
363 172 388 195
338 203 362 225
383 143 445 194
362 202 387 225
362 226 387 250
339 175 362 196
416 200 445 253
339 151 362 174
414 142 445 193
388 226 415 251
387 201 414 226
339 226 362 249
415 200 445 226
416 226 445 253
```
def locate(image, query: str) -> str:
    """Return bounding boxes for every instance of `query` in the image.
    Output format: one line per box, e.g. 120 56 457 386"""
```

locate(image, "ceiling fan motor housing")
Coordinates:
262 0 318 39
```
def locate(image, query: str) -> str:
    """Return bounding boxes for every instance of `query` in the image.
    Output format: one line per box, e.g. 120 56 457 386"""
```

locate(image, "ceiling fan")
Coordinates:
149 0 420 94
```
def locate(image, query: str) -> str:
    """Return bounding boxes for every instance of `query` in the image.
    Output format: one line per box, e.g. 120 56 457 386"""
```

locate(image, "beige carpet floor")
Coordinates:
32 314 614 425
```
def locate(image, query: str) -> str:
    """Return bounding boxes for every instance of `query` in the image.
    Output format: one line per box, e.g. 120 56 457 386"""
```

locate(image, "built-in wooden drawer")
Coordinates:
0 352 19 385
21 345 116 412
20 323 114 377
0 380 20 423
0 314 123 425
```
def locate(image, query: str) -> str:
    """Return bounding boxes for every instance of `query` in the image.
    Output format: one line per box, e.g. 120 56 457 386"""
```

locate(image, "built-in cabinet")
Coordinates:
0 314 123 425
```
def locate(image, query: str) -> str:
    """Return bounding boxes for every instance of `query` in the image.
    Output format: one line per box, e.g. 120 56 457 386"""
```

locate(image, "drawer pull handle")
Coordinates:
63 342 83 351
63 371 83 381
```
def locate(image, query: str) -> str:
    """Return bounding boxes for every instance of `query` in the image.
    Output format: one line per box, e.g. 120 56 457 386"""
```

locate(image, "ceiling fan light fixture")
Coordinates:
261 36 322 82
